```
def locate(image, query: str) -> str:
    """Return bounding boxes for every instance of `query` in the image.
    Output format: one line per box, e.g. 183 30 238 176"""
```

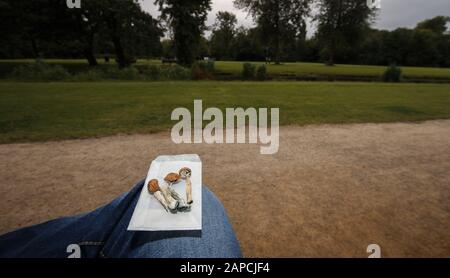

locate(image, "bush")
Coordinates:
103 66 141 80
11 60 70 81
71 69 104 81
382 64 402 82
242 63 256 80
256 64 267 81
191 61 215 80
160 65 191 80
141 65 161 81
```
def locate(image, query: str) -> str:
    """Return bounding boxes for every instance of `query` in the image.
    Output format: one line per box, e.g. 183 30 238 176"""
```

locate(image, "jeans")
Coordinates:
0 180 242 258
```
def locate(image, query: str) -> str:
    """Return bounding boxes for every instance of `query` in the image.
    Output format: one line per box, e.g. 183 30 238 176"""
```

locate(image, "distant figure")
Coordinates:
104 55 110 63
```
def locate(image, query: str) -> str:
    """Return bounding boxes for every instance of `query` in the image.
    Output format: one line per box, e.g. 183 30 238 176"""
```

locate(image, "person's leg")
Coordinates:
102 187 242 258
0 180 242 258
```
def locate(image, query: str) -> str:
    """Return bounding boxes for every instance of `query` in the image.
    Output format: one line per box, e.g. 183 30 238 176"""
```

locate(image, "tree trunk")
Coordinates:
327 49 335 66
107 16 129 69
30 38 39 58
327 0 343 66
274 35 281 65
84 33 98 67
274 2 281 64
84 49 98 67
327 36 336 66
112 34 127 68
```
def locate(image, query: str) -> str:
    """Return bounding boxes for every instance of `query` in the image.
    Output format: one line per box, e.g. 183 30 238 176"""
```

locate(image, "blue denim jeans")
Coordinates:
0 180 242 258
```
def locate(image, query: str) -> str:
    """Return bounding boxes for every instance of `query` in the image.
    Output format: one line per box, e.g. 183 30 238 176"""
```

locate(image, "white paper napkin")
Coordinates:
127 154 202 231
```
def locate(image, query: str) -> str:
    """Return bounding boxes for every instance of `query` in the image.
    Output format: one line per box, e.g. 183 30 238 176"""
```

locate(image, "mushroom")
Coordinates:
164 173 181 186
179 167 193 204
160 186 179 213
147 179 169 212
167 187 191 212
163 172 190 212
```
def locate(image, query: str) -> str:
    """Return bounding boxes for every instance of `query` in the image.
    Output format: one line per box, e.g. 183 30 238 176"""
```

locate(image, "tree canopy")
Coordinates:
234 0 312 63
1 1 449 68
155 0 212 67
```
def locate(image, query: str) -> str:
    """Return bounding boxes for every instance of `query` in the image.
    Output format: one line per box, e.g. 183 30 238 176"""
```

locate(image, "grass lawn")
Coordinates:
2 59 450 80
214 61 450 78
1 81 450 144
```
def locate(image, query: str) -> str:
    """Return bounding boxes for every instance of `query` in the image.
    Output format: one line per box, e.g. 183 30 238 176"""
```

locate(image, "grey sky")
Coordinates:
140 0 450 35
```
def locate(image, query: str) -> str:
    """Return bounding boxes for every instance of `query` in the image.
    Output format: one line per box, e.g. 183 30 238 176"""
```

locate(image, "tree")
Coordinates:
315 0 376 65
416 16 450 35
357 29 386 65
234 0 312 64
210 11 238 60
232 27 265 61
63 0 161 68
120 8 163 60
407 29 441 67
0 0 162 67
1 0 53 58
161 39 175 58
62 0 105 66
155 0 212 67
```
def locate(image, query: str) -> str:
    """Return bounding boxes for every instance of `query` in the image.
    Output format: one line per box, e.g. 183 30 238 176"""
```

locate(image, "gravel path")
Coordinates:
1 120 449 257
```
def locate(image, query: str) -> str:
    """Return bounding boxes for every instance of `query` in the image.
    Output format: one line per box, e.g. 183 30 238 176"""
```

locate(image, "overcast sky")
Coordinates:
140 0 450 36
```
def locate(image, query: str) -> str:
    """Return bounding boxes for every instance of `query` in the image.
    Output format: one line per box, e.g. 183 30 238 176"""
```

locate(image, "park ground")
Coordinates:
0 120 449 257
0 80 449 257
1 81 450 143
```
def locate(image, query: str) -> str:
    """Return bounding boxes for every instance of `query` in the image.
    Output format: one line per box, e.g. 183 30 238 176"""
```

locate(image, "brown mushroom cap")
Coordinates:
148 179 160 193
164 173 181 184
179 167 192 178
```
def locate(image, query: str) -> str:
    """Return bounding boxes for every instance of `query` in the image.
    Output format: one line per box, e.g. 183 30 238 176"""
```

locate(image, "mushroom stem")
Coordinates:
147 179 169 212
160 186 179 212
167 187 191 212
153 191 169 212
179 167 193 205
185 176 193 204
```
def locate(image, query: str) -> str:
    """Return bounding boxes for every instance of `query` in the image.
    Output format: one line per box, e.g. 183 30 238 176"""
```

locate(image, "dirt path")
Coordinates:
1 120 449 257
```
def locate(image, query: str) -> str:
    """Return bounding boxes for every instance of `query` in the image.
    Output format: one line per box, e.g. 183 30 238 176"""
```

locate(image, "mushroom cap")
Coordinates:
179 167 192 178
164 173 181 184
148 179 160 193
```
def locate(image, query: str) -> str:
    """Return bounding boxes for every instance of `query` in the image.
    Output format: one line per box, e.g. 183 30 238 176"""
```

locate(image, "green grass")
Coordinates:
1 81 450 144
215 61 450 78
1 59 450 80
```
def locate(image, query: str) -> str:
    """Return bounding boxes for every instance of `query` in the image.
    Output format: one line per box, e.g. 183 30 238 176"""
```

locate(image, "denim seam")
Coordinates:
77 241 105 246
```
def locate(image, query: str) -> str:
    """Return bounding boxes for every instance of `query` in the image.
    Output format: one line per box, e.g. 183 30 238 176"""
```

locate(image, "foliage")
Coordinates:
256 64 267 80
416 16 450 34
10 60 70 81
234 0 312 63
155 0 212 67
0 0 163 68
315 0 377 65
210 11 238 60
232 27 266 61
382 64 402 82
1 2 450 69
159 65 191 80
191 61 215 80
242 63 256 79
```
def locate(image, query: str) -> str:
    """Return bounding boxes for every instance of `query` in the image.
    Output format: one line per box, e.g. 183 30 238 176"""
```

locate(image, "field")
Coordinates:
1 81 450 143
1 59 450 82
215 61 450 79
1 66 450 258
